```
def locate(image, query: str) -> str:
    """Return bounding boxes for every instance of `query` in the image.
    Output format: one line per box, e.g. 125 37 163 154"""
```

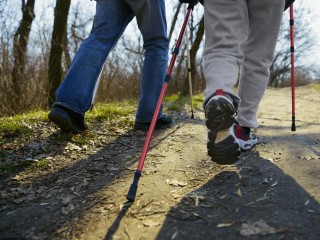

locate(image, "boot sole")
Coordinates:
205 96 240 164
238 137 258 151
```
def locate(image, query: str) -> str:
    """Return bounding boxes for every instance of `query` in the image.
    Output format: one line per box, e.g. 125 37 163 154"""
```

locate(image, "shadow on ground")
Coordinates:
0 115 191 239
1 114 319 240
155 151 320 240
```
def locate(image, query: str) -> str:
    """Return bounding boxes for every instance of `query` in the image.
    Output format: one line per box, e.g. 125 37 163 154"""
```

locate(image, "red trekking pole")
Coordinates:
289 4 296 131
126 4 195 202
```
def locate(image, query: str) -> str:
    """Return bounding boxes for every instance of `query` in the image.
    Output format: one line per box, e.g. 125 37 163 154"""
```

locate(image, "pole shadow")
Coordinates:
0 115 191 239
104 201 133 240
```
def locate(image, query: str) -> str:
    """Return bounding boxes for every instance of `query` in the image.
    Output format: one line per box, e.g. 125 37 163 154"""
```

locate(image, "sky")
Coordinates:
304 0 320 43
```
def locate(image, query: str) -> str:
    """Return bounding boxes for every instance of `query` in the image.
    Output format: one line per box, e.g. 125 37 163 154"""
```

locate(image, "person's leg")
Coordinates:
126 0 169 123
54 0 134 115
202 0 249 164
236 0 285 129
202 0 249 108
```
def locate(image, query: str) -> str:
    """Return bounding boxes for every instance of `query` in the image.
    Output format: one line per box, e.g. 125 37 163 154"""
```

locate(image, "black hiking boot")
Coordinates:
134 114 173 131
48 105 88 134
205 89 240 164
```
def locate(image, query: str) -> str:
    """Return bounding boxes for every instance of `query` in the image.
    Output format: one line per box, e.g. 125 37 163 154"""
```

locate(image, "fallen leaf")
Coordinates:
61 195 73 205
239 219 277 236
61 204 75 215
166 179 187 187
172 193 181 199
143 220 161 227
65 143 82 151
305 155 313 161
235 188 242 197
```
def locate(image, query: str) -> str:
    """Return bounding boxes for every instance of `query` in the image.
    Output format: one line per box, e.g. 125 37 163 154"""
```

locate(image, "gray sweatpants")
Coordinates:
202 0 285 128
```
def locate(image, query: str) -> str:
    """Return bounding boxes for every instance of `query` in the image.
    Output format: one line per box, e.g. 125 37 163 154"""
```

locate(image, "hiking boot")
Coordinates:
205 89 241 164
134 114 173 131
48 105 88 134
234 122 258 151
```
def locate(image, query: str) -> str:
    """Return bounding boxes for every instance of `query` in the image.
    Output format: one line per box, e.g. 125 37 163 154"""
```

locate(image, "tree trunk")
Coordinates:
11 0 35 113
173 45 187 92
182 15 204 95
63 26 71 70
48 0 71 106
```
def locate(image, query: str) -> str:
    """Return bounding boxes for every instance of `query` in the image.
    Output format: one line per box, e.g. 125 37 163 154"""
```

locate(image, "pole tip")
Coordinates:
291 116 296 131
126 183 138 202
126 170 141 202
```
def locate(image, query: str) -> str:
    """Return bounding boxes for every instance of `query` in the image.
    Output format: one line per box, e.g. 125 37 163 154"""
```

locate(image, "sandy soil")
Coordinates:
0 86 319 240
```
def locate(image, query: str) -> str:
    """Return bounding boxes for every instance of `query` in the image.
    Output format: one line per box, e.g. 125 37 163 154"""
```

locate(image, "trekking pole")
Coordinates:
184 4 194 119
289 3 296 131
127 4 195 202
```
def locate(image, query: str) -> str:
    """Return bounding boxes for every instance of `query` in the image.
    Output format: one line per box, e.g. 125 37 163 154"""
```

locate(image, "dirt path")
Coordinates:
0 86 319 240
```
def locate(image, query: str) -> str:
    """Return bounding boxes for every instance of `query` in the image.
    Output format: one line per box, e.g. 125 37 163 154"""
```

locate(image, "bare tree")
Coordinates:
69 1 94 55
270 7 315 87
10 0 35 113
168 3 182 42
63 26 71 70
48 0 71 106
182 15 204 95
0 0 8 14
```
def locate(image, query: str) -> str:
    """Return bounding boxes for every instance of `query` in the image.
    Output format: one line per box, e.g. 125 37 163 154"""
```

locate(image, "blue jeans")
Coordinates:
55 0 168 122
